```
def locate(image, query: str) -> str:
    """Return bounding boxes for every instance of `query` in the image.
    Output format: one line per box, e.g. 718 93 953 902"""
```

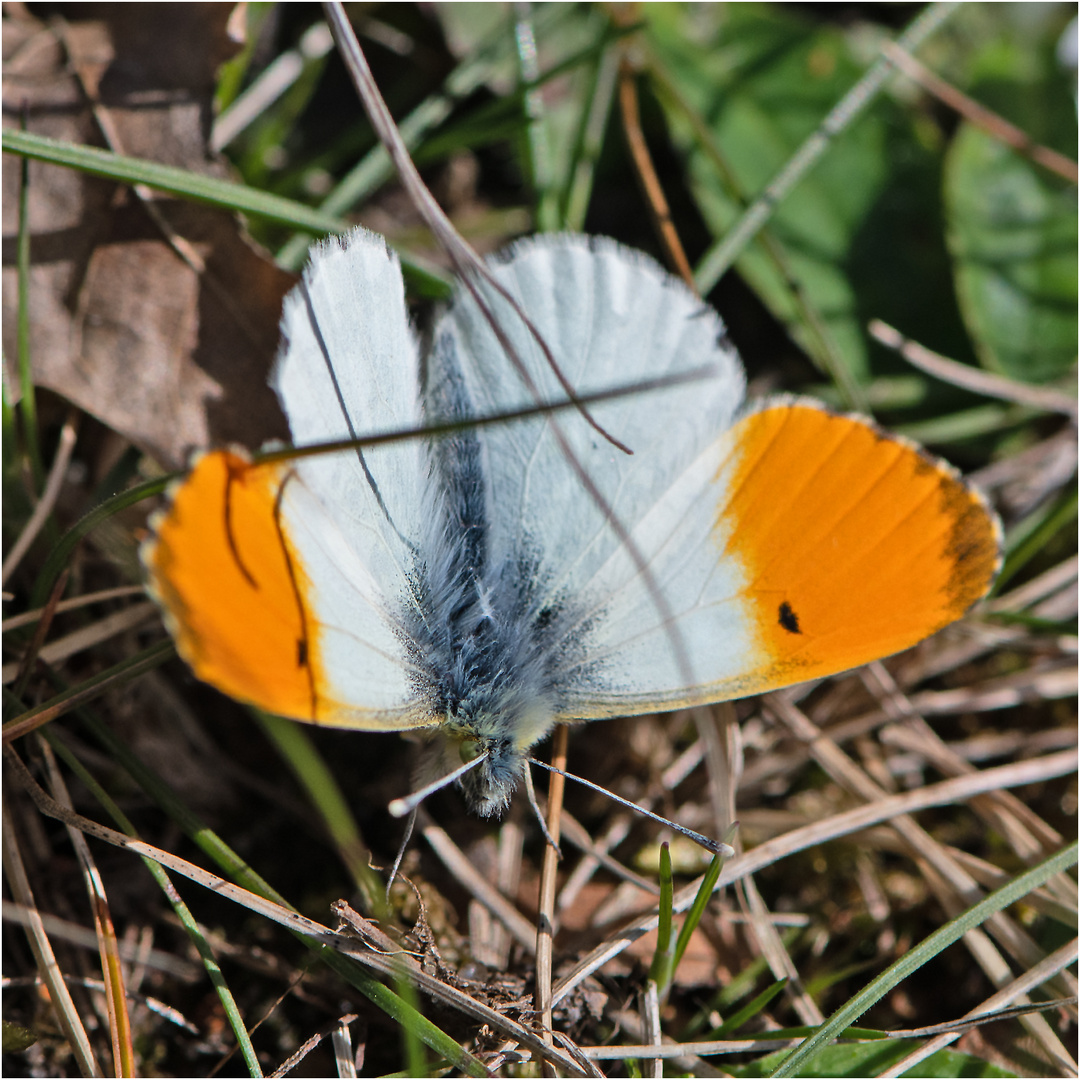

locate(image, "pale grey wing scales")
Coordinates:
271 228 429 614
427 233 745 644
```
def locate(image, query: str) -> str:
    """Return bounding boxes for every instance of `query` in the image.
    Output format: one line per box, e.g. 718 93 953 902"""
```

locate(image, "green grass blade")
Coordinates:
253 711 385 915
2 128 348 232
712 978 789 1038
648 843 676 992
996 487 1078 593
769 840 1078 1077
673 852 723 974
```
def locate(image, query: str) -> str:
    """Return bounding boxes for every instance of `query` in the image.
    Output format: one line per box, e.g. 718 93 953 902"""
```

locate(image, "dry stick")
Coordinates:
882 40 1079 184
536 724 569 1054
618 63 696 290
870 320 1078 417
2 409 78 585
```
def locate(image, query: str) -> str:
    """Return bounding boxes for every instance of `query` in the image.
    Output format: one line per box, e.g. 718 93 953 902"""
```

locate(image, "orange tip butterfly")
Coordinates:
142 228 1002 817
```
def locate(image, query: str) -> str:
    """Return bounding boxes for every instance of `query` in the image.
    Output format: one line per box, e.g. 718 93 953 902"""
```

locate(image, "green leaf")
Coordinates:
648 6 965 393
945 123 1078 382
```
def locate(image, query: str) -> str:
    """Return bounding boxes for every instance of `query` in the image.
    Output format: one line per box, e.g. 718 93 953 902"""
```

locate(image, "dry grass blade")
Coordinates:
881 938 1080 1077
2 602 158 685
870 319 1078 416
882 40 1080 183
1 792 103 1077
38 738 135 1076
1 410 78 585
2 585 146 632
536 722 568 1052
1 901 202 979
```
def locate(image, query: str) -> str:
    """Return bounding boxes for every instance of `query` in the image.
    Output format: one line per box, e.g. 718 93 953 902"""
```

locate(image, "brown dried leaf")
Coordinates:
2 4 293 469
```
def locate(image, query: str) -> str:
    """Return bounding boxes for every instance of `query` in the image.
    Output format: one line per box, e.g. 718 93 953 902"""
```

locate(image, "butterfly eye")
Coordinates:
459 738 483 764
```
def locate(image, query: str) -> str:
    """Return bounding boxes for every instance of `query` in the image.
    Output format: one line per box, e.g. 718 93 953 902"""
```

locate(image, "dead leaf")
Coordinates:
2 4 294 469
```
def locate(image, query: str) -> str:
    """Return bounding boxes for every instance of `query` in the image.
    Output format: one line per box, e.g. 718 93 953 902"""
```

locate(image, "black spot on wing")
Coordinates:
779 601 801 634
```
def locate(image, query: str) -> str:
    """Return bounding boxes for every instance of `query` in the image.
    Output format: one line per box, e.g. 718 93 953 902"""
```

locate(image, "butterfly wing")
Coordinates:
430 235 746 613
144 229 440 731
554 400 1002 718
432 237 1001 720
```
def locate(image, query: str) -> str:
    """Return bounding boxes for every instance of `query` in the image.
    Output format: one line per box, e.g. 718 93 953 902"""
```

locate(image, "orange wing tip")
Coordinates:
142 448 330 722
722 400 1003 688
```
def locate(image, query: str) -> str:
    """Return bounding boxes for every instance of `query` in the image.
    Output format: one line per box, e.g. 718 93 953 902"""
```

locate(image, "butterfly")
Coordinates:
143 228 1002 817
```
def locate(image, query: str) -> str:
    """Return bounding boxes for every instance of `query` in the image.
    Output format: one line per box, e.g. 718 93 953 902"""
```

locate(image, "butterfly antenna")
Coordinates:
387 751 490 819
522 760 562 857
385 806 417 901
528 758 735 858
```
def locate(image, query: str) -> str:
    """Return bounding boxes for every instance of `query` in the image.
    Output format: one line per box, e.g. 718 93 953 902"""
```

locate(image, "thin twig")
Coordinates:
882 40 1079 184
870 319 1078 417
536 723 568 1055
618 62 695 289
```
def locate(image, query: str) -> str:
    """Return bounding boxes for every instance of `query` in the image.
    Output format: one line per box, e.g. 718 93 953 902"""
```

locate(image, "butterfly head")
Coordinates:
429 686 557 817
452 733 523 818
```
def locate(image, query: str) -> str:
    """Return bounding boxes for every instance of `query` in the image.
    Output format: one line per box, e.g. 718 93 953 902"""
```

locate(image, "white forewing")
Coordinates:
430 235 748 710
271 229 430 723
272 229 427 595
